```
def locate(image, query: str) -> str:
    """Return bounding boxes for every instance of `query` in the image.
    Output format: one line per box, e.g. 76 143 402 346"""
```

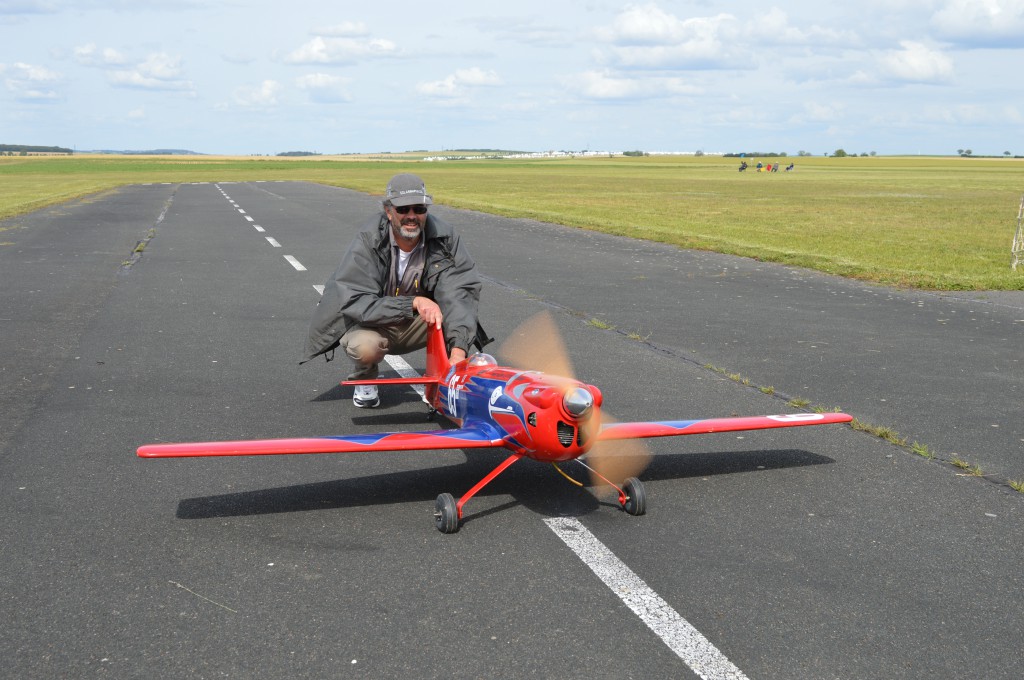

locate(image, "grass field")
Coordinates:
2 153 1023 290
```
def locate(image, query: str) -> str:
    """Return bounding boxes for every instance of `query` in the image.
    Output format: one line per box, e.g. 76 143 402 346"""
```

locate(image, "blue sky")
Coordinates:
2 0 1023 155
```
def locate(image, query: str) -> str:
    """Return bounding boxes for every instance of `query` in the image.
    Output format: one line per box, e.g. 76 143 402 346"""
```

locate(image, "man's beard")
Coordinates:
397 222 421 240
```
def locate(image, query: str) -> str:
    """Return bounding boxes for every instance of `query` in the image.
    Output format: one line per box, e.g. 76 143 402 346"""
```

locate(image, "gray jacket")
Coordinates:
302 212 488 363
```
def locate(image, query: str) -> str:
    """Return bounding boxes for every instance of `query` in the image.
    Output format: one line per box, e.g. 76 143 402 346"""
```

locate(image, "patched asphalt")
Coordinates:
2 181 1022 679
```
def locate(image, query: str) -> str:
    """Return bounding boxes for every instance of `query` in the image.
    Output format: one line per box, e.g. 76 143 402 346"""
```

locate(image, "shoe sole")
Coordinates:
353 397 380 408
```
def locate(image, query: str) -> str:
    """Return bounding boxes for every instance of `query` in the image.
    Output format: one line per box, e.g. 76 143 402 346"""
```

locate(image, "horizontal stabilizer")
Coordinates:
342 376 442 386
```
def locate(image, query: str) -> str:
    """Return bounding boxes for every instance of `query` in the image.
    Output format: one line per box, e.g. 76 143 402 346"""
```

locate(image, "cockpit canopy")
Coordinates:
466 353 497 367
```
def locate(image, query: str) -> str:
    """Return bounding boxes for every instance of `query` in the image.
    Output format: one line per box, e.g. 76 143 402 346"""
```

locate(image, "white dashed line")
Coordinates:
254 225 265 232
266 237 281 248
544 517 749 680
313 285 325 295
383 354 428 401
284 255 306 271
238 208 246 214
245 216 254 222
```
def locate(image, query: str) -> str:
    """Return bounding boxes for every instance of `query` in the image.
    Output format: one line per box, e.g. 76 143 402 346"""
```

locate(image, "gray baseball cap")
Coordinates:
384 173 433 207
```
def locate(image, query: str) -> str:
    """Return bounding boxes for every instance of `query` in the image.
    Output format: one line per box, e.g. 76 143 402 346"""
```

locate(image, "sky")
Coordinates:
2 0 1023 156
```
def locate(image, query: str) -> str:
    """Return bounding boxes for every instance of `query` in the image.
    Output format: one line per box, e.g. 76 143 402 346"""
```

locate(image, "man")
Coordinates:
302 173 489 408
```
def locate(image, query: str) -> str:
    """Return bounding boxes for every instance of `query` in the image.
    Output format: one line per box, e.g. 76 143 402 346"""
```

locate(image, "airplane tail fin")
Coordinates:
424 322 451 380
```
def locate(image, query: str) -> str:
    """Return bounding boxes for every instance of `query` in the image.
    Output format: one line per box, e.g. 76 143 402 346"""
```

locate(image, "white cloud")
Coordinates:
745 8 858 47
594 5 746 70
109 52 194 91
284 36 397 65
73 43 128 68
296 73 352 103
574 70 645 99
570 69 700 100
932 0 1024 47
230 79 281 108
595 3 730 45
317 21 369 37
2 61 60 100
879 41 953 83
417 67 501 98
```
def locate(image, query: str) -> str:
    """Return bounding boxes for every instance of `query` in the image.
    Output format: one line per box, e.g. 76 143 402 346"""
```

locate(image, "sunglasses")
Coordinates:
392 204 428 215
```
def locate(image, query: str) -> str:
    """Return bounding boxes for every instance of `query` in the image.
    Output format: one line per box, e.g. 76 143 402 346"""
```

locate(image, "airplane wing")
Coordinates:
597 412 852 441
137 422 506 458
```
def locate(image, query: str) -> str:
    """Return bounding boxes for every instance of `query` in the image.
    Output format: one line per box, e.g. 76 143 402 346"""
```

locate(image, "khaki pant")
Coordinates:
340 317 430 380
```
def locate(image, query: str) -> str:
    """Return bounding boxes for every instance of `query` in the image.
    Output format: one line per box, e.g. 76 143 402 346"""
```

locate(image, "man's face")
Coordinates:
386 203 427 245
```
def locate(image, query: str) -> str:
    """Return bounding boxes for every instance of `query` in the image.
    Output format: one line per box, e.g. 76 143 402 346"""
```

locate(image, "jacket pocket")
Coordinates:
422 258 453 290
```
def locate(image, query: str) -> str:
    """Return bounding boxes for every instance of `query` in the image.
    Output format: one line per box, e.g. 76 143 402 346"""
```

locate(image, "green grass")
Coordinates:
3 153 1024 290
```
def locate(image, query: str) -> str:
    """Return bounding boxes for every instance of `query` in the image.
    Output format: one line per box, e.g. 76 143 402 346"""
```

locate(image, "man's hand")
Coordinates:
450 347 467 364
413 296 443 329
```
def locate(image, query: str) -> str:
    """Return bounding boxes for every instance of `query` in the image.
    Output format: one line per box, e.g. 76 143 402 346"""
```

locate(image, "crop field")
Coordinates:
2 153 1023 290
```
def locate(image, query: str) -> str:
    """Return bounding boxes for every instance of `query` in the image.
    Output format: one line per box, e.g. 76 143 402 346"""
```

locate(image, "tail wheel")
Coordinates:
434 493 460 533
622 477 646 516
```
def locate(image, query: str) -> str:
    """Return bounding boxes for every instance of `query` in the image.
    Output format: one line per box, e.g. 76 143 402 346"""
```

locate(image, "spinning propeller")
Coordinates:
497 311 652 492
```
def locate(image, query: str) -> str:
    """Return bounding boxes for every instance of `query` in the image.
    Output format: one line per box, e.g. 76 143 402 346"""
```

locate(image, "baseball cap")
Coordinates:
384 173 433 207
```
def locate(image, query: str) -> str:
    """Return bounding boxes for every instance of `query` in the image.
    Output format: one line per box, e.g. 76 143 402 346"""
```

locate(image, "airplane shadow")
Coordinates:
175 448 833 524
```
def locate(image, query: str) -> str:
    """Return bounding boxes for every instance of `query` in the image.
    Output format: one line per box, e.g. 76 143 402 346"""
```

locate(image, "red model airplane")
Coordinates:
138 312 852 533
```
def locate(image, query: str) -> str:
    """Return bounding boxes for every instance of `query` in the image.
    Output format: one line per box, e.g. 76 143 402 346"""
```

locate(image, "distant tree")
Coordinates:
833 149 848 157
957 148 964 156
694 149 705 156
870 151 877 156
797 150 812 157
1005 151 1012 156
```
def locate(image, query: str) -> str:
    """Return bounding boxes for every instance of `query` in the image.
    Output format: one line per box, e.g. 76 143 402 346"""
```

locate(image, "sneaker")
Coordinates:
353 384 380 408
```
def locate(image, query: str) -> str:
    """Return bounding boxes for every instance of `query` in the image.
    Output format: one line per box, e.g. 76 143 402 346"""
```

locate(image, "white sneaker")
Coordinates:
353 384 380 408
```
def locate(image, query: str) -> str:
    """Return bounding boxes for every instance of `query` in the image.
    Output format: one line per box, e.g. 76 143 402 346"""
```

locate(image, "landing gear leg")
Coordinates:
433 453 524 534
576 458 647 516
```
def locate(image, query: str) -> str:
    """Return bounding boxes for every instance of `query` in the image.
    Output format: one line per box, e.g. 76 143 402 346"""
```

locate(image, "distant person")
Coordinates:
302 173 490 408
739 161 748 172
785 163 794 172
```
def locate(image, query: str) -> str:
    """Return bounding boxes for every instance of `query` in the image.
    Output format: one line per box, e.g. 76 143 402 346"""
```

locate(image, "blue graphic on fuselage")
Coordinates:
439 374 530 450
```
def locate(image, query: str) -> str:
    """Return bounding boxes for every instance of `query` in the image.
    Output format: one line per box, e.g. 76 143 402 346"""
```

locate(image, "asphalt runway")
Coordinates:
2 181 1023 679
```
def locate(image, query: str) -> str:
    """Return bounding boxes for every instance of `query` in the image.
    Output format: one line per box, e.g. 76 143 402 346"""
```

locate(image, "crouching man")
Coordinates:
301 173 490 408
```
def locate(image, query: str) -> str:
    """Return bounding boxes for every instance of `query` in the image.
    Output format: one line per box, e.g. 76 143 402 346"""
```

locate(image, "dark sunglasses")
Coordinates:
392 204 427 215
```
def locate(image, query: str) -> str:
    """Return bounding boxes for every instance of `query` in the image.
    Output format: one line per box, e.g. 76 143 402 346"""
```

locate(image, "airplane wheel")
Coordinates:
622 477 646 516
434 493 460 533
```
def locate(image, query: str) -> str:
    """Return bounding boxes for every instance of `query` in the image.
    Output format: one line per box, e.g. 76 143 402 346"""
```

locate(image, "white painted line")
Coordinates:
313 285 325 295
266 237 282 248
284 255 306 271
245 216 254 222
382 354 428 401
254 225 265 232
544 517 749 680
238 208 246 214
